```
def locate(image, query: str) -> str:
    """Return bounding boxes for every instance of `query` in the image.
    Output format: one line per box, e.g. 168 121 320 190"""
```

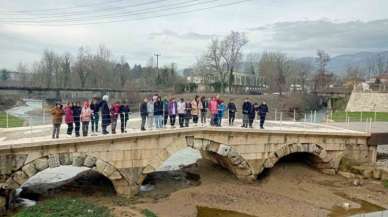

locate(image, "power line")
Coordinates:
0 0 207 21
0 0 254 25
0 0 128 14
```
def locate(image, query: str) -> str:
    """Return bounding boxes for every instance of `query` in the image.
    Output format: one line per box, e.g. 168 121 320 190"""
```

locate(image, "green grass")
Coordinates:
384 180 388 188
0 111 24 128
143 209 158 217
331 111 388 122
14 197 112 217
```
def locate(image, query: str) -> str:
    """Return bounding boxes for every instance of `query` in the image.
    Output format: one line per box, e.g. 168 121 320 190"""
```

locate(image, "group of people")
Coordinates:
50 95 130 139
139 95 269 131
50 94 269 139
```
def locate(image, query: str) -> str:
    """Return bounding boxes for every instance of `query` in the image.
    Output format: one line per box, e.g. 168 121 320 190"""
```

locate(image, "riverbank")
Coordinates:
11 159 388 217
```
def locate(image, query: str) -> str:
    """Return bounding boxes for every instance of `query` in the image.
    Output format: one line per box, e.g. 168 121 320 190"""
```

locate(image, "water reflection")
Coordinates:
197 206 256 217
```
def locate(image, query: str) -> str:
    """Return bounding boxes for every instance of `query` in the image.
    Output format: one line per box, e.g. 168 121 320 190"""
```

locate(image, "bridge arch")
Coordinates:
260 143 339 175
185 136 256 182
3 153 131 203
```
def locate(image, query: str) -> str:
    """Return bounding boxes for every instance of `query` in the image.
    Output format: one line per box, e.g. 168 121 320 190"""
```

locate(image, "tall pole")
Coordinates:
154 53 161 79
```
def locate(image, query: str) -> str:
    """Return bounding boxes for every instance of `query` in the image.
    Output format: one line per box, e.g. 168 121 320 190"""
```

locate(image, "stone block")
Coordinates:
217 144 232 157
142 165 155 174
48 154 61 168
12 171 29 185
4 178 20 189
84 155 97 167
33 158 49 171
109 170 122 180
59 153 72 165
95 159 108 174
372 169 381 180
321 169 336 175
381 168 388 181
22 163 37 177
103 164 116 177
72 153 86 167
338 171 356 179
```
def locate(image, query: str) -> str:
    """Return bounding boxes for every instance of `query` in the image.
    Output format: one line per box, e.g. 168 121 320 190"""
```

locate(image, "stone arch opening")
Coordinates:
2 153 130 209
258 143 338 179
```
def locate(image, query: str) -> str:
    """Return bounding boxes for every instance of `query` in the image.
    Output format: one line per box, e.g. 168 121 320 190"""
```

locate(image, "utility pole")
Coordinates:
154 53 161 77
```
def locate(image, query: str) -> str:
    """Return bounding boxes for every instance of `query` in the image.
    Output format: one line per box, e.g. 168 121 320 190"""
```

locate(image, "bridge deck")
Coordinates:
0 119 368 151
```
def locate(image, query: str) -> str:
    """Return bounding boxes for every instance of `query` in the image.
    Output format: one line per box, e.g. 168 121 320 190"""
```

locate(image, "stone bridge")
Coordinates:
0 127 373 208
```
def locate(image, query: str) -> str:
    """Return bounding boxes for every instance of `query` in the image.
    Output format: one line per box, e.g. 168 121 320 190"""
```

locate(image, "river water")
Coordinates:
6 99 44 125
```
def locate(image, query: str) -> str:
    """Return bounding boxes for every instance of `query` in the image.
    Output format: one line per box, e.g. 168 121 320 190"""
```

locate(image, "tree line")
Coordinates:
9 45 181 91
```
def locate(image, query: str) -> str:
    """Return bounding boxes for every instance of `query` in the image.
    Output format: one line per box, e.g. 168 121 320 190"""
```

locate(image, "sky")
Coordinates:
1 0 388 70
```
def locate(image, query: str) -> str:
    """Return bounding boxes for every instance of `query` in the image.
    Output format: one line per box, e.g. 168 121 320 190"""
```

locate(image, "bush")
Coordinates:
143 209 158 217
14 197 112 217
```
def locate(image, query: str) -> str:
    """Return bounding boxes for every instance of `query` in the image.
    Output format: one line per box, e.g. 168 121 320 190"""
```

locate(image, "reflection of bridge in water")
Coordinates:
0 121 377 210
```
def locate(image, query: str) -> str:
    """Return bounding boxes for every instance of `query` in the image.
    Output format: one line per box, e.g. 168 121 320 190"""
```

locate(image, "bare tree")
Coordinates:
73 47 91 88
62 53 71 88
203 31 248 93
259 52 290 95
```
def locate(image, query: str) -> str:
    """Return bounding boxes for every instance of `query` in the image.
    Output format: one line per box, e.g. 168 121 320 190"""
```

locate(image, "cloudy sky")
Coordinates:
1 0 388 70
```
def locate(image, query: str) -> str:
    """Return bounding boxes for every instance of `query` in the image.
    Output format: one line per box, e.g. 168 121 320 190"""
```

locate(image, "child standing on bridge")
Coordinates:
81 101 92 137
50 103 64 139
72 101 82 137
64 101 74 136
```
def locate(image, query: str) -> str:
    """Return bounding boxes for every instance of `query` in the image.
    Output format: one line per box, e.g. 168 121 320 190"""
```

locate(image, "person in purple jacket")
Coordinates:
168 97 178 128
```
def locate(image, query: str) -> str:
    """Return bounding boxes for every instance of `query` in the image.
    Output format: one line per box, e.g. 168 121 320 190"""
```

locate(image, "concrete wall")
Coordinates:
346 92 388 112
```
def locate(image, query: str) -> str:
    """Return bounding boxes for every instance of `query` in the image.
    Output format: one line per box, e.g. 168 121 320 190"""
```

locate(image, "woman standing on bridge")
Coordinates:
50 103 64 139
81 101 92 137
99 95 111 135
72 101 82 137
64 101 74 136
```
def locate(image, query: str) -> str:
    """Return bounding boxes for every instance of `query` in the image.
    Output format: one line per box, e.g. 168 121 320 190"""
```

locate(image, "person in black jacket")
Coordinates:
154 96 164 129
90 97 100 135
72 101 82 137
184 101 192 127
140 98 148 131
120 101 130 133
249 102 258 128
241 98 251 128
258 101 269 129
98 95 111 134
227 100 237 126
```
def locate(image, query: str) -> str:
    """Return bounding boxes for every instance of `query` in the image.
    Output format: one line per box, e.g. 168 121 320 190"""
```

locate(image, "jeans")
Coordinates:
120 114 128 133
260 116 266 128
242 114 249 128
164 114 168 126
200 111 207 124
67 123 73 135
111 118 117 134
74 119 81 136
229 112 235 125
82 121 89 136
91 113 99 132
52 123 60 138
155 115 163 128
141 115 147 130
211 114 217 126
148 115 154 129
178 114 185 127
170 115 176 126
192 115 198 124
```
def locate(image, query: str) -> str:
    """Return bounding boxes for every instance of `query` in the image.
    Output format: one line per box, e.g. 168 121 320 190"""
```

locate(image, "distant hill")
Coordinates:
297 51 388 75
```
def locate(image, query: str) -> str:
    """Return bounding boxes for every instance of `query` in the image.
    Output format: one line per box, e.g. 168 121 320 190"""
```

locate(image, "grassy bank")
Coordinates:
14 197 112 217
332 111 388 122
0 112 24 128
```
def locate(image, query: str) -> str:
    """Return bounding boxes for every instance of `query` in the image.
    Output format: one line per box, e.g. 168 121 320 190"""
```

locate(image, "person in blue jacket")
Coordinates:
217 100 225 127
258 101 269 129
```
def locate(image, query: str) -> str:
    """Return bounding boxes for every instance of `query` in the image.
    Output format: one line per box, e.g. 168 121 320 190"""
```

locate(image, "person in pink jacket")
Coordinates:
208 96 218 126
80 101 92 137
64 101 74 136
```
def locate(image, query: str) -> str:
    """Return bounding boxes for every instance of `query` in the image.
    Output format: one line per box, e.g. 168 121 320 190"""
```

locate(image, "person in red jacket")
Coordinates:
110 101 121 134
208 96 218 126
